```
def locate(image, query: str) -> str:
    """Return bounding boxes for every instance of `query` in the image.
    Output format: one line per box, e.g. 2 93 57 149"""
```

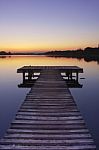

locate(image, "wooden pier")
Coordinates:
0 66 96 149
17 66 83 88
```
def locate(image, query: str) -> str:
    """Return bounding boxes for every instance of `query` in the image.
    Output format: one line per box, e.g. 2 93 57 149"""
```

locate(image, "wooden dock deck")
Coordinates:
0 66 96 149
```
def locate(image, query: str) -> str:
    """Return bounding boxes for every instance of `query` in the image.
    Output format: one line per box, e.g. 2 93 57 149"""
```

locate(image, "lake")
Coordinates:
0 55 99 149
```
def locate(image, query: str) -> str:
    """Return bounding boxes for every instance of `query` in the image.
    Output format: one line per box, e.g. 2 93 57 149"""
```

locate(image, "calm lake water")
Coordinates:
0 56 99 149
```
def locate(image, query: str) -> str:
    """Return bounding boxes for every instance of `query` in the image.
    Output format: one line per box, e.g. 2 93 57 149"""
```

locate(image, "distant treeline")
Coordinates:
45 47 99 62
0 51 40 55
0 47 99 63
0 51 11 55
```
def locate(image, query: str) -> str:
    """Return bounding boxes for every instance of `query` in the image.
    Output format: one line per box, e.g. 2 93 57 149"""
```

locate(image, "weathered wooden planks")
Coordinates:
0 69 96 150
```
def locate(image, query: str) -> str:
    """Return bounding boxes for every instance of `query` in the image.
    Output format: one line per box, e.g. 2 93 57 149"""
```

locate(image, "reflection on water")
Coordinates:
0 56 99 149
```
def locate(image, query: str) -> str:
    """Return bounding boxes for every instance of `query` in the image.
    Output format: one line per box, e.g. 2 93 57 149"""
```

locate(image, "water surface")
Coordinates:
0 56 99 149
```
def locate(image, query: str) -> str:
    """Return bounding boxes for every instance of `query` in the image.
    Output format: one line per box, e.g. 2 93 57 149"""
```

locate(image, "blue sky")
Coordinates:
0 0 99 52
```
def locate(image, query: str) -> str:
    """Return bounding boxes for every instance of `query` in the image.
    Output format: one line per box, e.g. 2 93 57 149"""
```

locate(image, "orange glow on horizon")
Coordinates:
0 39 98 52
0 37 98 53
0 46 79 53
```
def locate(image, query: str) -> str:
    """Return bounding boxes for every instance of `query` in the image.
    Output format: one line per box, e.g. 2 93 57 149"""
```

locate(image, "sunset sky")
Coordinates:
0 0 99 52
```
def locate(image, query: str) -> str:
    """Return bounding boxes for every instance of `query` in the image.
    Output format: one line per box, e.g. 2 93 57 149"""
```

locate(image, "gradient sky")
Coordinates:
0 0 99 52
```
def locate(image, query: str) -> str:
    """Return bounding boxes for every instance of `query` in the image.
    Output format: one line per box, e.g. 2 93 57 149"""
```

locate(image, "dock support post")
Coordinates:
28 71 32 81
32 72 34 78
70 71 72 80
76 71 78 82
66 72 70 80
23 72 25 83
